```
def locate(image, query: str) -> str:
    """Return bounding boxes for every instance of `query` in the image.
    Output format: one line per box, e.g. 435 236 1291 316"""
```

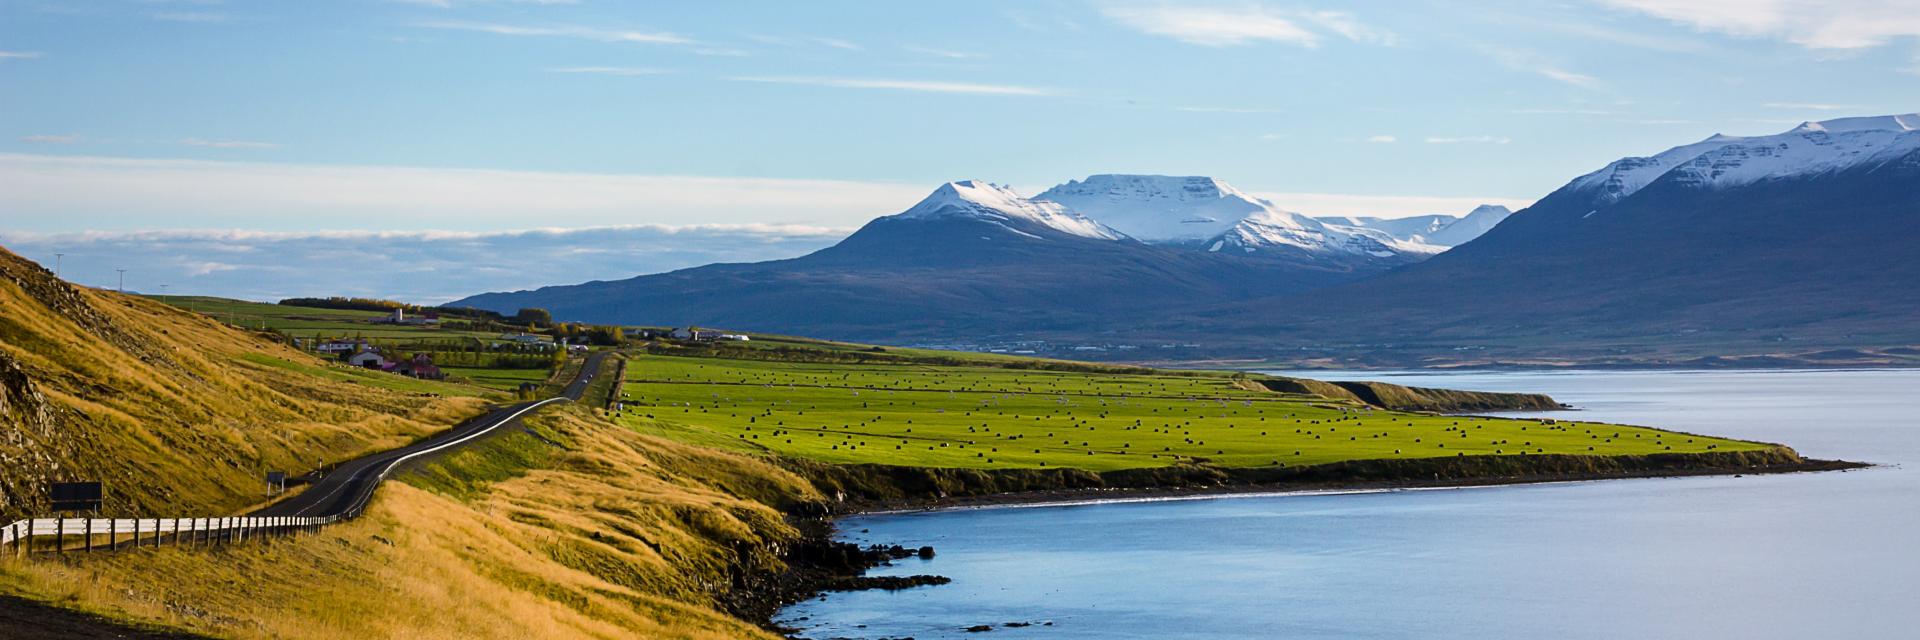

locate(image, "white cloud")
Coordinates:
1300 10 1398 46
420 21 691 45
1100 5 1321 47
1483 47 1603 89
1177 106 1284 113
1425 136 1512 144
547 66 671 76
1249 191 1534 218
0 153 931 233
1763 102 1864 110
0 51 44 60
2 224 848 304
812 37 862 51
728 76 1054 96
905 46 982 59
21 134 80 144
1595 0 1920 49
179 138 281 149
152 11 227 23
1364 135 1396 143
1100 4 1393 47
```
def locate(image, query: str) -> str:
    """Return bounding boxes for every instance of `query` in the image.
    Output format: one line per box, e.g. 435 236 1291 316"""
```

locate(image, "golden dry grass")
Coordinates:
0 404 820 640
0 246 491 519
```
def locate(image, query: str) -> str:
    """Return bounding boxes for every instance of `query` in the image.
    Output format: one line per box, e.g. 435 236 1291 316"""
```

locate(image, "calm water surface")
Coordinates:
777 369 1918 639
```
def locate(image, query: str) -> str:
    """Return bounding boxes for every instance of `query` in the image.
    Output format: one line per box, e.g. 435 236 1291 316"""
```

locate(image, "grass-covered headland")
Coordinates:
613 349 1827 509
0 245 1850 639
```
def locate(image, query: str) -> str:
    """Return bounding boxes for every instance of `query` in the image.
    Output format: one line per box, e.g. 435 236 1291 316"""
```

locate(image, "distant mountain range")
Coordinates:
452 177 1495 339
452 114 1920 365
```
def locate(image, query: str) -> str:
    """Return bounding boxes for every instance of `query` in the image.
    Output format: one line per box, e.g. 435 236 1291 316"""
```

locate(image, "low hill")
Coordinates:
0 246 491 520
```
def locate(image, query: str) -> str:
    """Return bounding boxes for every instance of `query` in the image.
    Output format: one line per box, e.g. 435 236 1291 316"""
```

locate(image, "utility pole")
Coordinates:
54 253 64 279
116 269 127 293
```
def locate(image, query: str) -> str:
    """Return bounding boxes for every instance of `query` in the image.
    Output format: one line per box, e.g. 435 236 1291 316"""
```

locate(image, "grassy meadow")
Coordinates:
150 295 515 341
616 354 1766 471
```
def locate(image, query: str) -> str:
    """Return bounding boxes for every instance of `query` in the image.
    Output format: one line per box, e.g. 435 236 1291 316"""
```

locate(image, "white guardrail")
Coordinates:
1 515 338 554
0 362 588 556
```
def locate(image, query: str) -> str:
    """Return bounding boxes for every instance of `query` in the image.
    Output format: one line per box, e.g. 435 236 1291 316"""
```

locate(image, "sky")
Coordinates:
2 0 1918 301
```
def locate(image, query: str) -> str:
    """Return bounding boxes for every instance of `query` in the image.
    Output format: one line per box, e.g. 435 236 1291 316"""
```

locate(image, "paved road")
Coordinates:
253 351 608 519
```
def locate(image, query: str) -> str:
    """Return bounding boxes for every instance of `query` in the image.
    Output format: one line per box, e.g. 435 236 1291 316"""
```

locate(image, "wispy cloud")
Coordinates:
905 46 983 60
0 51 44 60
4 224 847 304
1364 134 1396 143
745 34 863 51
728 76 1054 96
1177 106 1283 114
0 152 930 232
1425 135 1512 144
1509 108 1617 115
1100 4 1392 47
548 66 671 76
21 134 80 144
1484 47 1603 89
1594 0 1920 50
179 138 280 149
152 11 227 23
419 21 691 45
1100 5 1320 47
1763 101 1865 111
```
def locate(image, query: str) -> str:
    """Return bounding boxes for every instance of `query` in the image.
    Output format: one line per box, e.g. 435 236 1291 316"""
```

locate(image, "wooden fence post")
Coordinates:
56 518 64 554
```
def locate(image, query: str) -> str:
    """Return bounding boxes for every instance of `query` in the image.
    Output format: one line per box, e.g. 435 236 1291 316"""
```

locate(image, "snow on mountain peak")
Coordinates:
1791 113 1919 134
896 180 1128 241
1568 112 1920 206
1034 174 1272 241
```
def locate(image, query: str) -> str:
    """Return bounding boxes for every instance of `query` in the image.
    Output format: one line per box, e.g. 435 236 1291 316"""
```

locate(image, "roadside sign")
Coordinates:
266 471 288 494
50 482 102 512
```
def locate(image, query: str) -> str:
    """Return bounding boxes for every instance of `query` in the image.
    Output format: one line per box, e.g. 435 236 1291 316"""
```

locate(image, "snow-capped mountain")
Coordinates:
1207 210 1442 259
1032 175 1268 242
1035 174 1438 260
1315 205 1513 248
1421 205 1512 247
1566 113 1920 207
452 179 1376 340
1209 112 1920 362
895 180 1128 241
1316 214 1457 241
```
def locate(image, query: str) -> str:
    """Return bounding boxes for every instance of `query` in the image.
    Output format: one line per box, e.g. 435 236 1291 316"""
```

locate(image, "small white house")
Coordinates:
669 327 693 340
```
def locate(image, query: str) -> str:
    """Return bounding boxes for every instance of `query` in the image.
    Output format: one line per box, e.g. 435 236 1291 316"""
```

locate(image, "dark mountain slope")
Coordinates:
453 182 1379 340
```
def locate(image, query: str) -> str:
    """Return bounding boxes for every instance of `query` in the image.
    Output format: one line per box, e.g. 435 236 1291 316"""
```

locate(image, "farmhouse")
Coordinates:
315 339 366 354
344 349 386 369
387 354 445 380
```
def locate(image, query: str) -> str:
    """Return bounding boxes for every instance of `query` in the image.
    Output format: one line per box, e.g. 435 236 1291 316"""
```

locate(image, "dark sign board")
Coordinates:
266 471 287 484
50 482 102 512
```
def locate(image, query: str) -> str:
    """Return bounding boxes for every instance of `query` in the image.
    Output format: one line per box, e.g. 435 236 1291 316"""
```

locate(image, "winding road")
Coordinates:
253 351 608 519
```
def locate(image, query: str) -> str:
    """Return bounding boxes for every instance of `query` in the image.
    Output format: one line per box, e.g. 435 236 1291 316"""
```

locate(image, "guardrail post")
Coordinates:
56 518 65 554
108 518 116 550
84 518 93 552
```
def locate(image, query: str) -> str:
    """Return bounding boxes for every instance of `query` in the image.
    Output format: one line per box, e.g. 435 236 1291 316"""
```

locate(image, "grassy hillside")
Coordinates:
1 404 823 640
615 354 1766 472
0 247 492 521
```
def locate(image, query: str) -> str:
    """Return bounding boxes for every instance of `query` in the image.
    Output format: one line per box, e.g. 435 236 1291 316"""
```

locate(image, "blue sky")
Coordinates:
2 0 1918 300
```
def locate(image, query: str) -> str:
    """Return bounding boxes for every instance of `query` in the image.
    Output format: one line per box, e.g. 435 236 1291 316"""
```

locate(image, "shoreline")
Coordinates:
755 452 1865 637
837 456 1868 516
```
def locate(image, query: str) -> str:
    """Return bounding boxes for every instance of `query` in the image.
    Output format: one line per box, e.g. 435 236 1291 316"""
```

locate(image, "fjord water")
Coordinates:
778 369 1920 639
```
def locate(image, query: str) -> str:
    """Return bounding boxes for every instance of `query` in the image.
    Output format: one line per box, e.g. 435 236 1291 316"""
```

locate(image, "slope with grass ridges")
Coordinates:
1 404 822 640
0 246 490 520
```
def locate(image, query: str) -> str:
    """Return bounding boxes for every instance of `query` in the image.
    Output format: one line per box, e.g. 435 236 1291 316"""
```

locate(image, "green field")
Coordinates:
615 354 1765 471
150 296 511 341
442 366 551 391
